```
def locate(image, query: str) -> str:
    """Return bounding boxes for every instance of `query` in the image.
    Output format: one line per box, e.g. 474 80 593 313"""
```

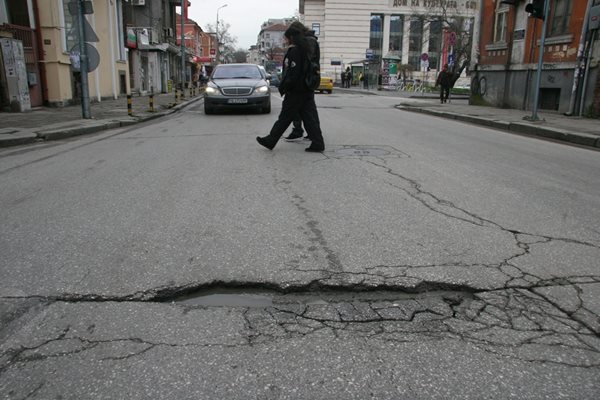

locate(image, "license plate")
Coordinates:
228 98 248 104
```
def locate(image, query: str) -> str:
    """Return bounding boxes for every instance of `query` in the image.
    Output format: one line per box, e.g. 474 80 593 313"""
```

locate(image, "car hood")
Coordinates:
211 78 266 88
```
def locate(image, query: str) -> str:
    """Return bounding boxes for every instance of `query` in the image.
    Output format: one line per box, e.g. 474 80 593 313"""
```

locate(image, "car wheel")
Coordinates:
204 104 214 114
263 103 271 114
326 90 332 94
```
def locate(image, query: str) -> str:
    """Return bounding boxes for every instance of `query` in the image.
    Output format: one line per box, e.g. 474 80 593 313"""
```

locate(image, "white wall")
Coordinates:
303 0 480 78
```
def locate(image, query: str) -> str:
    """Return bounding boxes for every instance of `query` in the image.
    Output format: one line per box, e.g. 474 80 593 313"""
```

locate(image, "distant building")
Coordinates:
247 45 261 64
300 0 479 86
124 0 180 94
257 19 295 71
1 0 129 108
474 0 600 115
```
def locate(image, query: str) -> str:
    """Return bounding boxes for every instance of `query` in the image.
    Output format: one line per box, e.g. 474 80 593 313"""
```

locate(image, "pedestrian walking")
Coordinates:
284 114 308 141
341 70 346 89
256 22 325 152
435 64 452 103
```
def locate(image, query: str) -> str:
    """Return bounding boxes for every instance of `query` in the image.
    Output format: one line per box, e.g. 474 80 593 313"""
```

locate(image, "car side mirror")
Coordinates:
266 73 272 80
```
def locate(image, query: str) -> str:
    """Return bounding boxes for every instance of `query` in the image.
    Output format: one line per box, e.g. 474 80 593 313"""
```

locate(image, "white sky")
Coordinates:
186 0 299 50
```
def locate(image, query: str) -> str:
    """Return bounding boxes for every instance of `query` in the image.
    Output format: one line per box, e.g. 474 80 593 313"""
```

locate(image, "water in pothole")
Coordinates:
172 289 472 308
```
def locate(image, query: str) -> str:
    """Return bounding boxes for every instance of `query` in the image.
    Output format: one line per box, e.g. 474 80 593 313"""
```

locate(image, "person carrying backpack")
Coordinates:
256 21 325 152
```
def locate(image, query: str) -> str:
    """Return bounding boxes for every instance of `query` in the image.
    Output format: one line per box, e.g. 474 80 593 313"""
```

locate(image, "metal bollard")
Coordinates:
175 89 179 103
127 95 133 116
149 93 155 112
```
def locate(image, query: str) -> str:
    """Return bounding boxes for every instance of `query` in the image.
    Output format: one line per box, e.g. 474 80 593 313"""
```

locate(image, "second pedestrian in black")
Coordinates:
256 22 325 152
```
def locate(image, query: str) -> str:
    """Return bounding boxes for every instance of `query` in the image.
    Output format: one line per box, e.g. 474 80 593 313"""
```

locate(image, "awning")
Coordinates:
138 43 169 52
348 59 370 65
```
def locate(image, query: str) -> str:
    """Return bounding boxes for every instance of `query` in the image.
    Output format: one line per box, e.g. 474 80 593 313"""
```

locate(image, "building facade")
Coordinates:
300 0 480 86
124 0 180 94
257 19 294 72
1 0 129 108
475 0 600 115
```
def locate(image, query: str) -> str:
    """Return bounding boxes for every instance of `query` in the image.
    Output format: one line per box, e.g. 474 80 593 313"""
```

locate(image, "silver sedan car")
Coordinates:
203 63 271 114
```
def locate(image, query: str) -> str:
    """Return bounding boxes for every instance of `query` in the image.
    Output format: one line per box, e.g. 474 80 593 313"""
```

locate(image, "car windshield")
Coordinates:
213 65 262 80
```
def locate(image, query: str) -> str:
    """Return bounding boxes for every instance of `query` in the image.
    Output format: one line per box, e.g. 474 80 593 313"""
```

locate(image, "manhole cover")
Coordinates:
334 147 390 156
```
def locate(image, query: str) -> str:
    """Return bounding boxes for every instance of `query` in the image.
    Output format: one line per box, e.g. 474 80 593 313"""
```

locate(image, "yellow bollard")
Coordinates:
149 93 155 112
127 95 133 116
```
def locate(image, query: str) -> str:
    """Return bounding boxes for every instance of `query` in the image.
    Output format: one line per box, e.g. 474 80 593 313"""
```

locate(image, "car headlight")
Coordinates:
255 85 269 94
205 86 219 95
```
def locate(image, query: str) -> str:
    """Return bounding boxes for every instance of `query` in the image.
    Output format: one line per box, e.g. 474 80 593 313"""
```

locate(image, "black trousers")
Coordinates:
440 85 450 102
268 90 324 148
291 115 303 134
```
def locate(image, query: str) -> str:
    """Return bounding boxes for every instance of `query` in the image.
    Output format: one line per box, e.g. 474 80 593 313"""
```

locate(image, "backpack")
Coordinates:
304 35 321 90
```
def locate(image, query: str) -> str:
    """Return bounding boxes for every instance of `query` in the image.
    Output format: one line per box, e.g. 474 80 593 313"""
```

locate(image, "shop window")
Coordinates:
408 17 423 69
428 19 442 70
369 14 384 60
389 15 404 57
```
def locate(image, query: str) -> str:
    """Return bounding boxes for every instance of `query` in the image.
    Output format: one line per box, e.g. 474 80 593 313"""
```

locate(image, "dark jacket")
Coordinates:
279 45 307 95
279 33 320 95
436 69 452 87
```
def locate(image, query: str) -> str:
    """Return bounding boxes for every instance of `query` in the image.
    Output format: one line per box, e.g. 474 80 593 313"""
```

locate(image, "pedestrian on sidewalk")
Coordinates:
256 21 324 152
435 64 451 103
344 67 352 88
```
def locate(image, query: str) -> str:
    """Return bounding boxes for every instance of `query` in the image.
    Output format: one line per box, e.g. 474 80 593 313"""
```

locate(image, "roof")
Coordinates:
262 23 288 33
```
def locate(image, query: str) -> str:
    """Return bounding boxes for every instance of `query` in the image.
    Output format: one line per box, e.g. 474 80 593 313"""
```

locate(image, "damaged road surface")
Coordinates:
1 95 600 398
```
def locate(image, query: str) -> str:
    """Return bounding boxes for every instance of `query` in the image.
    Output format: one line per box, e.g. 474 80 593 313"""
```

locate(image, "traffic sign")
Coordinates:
448 32 457 46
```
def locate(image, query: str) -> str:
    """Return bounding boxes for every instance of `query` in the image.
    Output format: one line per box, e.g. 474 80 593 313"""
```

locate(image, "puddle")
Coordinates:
172 288 472 308
176 292 273 307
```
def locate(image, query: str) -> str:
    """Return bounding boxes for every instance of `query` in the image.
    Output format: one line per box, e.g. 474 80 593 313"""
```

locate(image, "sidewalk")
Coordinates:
1 87 599 149
338 86 600 149
0 91 203 148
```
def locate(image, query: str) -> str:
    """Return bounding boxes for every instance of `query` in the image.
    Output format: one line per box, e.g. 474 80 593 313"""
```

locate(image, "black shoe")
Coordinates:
284 131 304 141
256 136 276 150
305 145 324 152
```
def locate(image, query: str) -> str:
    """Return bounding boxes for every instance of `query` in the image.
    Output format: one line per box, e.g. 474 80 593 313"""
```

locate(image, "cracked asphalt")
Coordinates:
1 93 599 398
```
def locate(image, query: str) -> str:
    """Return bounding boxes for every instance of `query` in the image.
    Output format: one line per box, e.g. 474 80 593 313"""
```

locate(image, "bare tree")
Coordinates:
205 20 238 63
233 49 248 63
412 3 474 77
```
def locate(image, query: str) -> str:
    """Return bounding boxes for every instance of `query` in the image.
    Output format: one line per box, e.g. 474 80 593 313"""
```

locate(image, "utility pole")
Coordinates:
528 0 550 121
180 0 186 94
216 4 227 65
566 0 593 116
76 0 91 119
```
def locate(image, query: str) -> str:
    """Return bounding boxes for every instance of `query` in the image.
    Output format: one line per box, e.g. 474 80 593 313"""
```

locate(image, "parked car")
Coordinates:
204 63 271 114
318 74 333 94
268 73 280 87
258 65 280 87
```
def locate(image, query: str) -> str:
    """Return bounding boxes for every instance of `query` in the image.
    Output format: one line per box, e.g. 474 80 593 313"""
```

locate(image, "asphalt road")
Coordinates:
1 92 599 399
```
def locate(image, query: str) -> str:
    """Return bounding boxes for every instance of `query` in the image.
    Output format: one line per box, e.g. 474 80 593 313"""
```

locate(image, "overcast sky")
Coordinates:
186 0 299 50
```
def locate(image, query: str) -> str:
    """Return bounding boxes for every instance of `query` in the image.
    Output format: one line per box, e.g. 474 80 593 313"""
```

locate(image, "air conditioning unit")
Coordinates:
132 0 145 6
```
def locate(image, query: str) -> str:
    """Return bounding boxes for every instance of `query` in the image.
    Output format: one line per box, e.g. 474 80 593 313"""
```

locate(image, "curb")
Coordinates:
0 97 202 148
398 105 600 149
0 131 39 148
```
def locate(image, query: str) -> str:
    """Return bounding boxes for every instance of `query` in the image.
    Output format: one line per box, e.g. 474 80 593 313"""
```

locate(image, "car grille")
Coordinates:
222 87 253 96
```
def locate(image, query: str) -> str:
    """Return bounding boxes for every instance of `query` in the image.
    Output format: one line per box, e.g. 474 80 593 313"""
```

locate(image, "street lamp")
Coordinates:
216 4 228 65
